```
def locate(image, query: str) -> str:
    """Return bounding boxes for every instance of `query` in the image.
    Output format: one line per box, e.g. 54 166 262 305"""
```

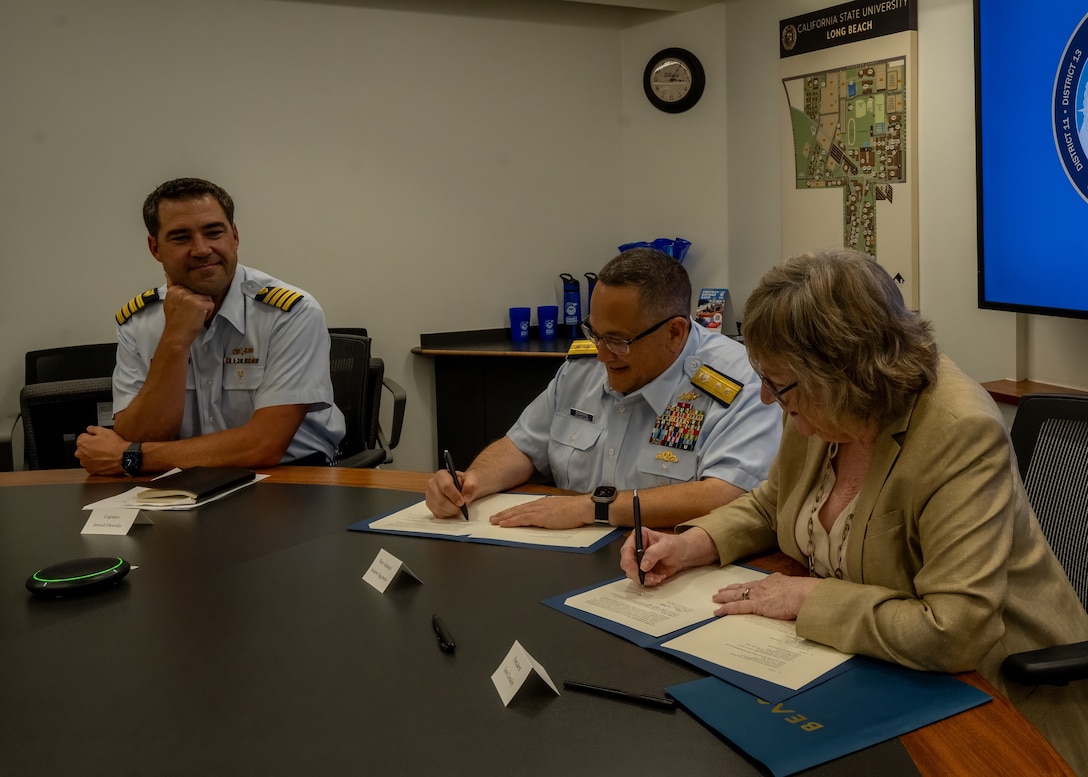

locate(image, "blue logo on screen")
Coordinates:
1054 14 1088 203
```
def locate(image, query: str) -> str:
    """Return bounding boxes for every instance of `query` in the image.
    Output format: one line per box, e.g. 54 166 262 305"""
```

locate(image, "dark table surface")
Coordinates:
0 478 928 777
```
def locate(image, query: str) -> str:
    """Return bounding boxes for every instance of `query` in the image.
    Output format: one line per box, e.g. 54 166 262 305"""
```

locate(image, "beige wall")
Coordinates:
1 0 626 471
3 0 1085 472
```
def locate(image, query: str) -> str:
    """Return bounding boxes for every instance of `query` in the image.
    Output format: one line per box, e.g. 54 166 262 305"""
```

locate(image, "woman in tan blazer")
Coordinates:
621 248 1088 775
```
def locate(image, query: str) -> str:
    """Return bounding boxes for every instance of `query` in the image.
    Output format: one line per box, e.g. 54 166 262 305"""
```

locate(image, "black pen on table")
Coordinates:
442 448 470 521
633 488 645 586
563 680 675 710
432 614 456 652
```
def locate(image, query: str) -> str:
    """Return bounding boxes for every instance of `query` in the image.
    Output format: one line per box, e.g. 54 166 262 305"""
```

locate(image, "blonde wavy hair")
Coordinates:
743 248 938 433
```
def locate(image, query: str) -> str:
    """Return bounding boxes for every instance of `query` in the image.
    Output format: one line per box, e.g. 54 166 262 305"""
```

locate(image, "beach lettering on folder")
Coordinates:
757 698 825 731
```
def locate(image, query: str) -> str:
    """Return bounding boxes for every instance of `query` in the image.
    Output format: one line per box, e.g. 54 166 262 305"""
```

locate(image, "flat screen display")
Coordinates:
976 2 1088 319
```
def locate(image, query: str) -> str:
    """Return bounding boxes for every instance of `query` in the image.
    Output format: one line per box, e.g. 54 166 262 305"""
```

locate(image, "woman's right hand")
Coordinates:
619 527 718 586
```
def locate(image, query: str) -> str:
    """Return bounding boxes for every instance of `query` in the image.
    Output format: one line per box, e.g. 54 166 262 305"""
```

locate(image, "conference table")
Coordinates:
0 467 1073 777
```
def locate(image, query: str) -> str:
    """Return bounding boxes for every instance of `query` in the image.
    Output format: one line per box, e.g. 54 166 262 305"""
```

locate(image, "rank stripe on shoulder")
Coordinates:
692 365 743 407
115 288 161 325
255 286 304 312
566 340 598 359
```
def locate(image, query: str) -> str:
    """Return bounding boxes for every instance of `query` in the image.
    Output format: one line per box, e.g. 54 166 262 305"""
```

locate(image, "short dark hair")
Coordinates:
597 248 691 321
142 178 235 237
743 247 938 432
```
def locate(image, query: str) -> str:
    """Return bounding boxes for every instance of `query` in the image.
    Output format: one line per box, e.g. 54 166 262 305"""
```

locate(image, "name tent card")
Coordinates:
82 508 153 535
362 548 422 593
490 640 559 707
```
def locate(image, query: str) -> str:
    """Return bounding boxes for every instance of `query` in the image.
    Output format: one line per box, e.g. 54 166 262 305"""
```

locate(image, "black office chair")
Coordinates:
1001 393 1088 685
20 377 116 470
328 330 406 468
2 343 118 470
25 343 118 383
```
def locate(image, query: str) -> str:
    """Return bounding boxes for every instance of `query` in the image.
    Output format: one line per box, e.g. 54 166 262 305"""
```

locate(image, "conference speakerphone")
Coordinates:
25 557 131 598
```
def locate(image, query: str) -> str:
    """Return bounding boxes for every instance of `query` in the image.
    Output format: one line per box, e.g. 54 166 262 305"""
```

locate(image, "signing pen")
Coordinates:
563 680 675 711
633 488 645 586
432 614 456 652
443 449 470 521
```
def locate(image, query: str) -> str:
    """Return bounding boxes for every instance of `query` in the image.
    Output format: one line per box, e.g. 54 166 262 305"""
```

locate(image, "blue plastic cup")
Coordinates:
537 305 558 341
509 307 531 343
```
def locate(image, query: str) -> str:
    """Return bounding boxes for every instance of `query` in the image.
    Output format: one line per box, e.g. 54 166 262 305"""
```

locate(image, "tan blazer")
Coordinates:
685 355 1088 774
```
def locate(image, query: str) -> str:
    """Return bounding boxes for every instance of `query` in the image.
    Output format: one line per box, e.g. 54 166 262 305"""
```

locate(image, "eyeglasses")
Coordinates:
757 372 798 404
580 315 677 356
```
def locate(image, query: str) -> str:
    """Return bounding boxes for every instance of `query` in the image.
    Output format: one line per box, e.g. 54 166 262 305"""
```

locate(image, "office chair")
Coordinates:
20 377 115 470
25 343 118 383
2 342 118 470
328 330 406 468
1001 393 1088 685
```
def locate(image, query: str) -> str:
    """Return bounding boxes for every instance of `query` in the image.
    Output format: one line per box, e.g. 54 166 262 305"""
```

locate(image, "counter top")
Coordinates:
413 327 577 358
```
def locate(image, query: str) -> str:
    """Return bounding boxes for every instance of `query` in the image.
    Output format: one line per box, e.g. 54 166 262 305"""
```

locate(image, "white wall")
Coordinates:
620 4 732 293
5 0 1086 472
1 0 627 471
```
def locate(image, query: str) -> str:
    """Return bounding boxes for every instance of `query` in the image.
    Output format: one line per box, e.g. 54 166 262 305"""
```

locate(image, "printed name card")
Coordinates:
81 508 152 535
490 640 559 707
363 548 422 593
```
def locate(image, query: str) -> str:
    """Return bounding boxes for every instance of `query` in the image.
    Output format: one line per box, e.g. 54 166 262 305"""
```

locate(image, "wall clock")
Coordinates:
643 48 705 114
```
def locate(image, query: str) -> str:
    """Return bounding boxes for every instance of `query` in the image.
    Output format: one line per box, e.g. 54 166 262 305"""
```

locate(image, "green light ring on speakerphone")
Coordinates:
33 558 125 583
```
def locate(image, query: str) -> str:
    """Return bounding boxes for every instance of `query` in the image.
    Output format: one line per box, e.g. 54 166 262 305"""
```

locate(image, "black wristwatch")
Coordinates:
591 485 617 524
121 442 143 476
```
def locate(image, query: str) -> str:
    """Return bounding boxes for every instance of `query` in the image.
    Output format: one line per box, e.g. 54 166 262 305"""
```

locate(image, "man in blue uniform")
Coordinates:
425 248 782 529
76 178 344 475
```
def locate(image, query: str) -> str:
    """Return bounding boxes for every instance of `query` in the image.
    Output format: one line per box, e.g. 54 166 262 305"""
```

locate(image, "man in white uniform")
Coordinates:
77 178 344 475
425 248 782 529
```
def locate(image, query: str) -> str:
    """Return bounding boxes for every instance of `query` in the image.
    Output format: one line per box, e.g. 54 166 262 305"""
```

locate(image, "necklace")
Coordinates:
805 442 856 579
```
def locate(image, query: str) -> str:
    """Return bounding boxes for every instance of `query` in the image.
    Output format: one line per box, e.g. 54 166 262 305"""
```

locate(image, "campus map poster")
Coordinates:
779 0 918 308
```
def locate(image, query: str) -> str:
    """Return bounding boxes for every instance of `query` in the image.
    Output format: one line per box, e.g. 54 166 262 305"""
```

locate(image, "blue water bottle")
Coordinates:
560 273 581 338
584 272 598 316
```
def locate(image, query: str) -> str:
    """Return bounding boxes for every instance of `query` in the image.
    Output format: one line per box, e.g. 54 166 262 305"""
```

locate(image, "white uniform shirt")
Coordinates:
507 322 782 493
113 265 346 463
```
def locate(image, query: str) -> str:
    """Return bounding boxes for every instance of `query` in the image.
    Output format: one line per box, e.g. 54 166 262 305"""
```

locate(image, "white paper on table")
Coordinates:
564 565 769 638
660 614 853 691
81 507 153 535
367 493 617 548
490 640 559 707
82 471 269 512
362 548 422 593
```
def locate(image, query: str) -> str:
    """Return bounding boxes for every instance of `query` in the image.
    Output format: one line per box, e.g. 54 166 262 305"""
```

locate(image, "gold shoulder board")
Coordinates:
692 365 743 407
255 286 304 312
115 288 161 325
566 339 598 359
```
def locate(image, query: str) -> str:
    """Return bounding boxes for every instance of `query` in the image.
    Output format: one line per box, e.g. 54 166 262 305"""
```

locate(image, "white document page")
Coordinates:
564 565 769 639
660 614 853 691
367 493 617 548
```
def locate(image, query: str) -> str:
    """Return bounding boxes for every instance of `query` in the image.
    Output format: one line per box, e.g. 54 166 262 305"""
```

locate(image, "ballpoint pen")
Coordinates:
633 488 645 586
443 449 470 521
432 614 456 652
562 680 675 710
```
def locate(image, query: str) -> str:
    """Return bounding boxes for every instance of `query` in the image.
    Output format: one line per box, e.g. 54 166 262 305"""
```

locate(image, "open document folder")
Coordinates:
543 565 856 703
348 493 623 554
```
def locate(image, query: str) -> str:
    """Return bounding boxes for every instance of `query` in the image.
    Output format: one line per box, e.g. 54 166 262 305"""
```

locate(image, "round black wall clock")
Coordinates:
643 48 705 114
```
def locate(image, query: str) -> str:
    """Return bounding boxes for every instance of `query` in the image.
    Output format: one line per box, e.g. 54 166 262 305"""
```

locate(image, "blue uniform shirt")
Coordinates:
113 265 346 463
506 322 782 493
